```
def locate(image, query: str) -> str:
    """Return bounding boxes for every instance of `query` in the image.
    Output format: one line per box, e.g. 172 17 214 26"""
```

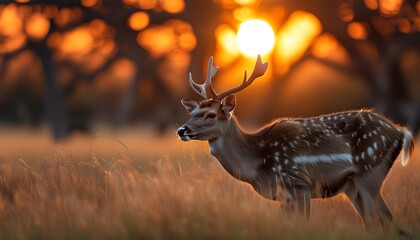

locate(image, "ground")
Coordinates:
0 126 419 239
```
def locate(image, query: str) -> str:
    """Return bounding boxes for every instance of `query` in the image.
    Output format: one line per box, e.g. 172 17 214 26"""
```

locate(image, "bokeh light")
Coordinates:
347 22 368 40
138 0 158 9
339 3 354 22
128 11 149 31
0 4 26 54
25 13 50 41
311 33 349 63
161 0 185 14
232 7 255 22
214 24 239 65
364 0 379 10
236 19 275 57
81 0 99 8
46 19 115 74
0 4 22 38
234 0 258 5
276 11 322 71
137 26 177 58
137 20 195 58
379 0 403 16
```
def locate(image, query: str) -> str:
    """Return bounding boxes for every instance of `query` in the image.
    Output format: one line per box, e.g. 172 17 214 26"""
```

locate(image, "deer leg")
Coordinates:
353 176 387 231
343 179 365 218
373 193 392 227
359 190 394 232
342 179 378 231
358 189 377 231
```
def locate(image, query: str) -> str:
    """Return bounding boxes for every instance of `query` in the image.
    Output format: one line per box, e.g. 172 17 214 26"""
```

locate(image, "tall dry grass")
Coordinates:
0 130 418 239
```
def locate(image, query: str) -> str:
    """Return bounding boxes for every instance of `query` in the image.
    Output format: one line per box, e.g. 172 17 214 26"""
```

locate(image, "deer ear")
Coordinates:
222 95 236 114
181 99 198 113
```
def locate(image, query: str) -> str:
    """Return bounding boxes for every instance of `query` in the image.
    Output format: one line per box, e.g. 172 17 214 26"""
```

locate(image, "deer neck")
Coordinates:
208 116 260 181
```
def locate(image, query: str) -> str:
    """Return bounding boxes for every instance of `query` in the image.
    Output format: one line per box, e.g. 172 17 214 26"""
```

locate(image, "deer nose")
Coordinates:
177 126 189 137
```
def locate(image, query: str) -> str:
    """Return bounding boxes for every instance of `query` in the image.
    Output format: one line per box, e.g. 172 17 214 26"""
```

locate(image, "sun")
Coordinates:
236 19 275 57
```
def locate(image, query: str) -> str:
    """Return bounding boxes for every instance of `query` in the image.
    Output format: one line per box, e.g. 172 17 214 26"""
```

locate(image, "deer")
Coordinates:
177 55 415 230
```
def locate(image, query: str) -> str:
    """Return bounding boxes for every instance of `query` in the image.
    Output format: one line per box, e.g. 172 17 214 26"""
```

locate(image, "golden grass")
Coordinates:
0 128 419 239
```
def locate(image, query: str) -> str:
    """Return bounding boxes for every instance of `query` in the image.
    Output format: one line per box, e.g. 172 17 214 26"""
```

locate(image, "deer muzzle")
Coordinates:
177 126 193 141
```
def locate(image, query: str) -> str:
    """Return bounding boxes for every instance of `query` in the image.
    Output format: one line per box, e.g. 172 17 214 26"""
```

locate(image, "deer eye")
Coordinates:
205 113 217 120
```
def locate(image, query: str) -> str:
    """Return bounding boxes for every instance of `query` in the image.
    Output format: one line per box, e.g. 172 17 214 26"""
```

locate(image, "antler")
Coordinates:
188 56 219 99
214 55 268 100
188 55 268 100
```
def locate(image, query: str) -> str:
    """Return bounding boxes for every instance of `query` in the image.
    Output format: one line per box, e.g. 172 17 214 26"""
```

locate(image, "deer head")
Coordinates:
178 55 268 141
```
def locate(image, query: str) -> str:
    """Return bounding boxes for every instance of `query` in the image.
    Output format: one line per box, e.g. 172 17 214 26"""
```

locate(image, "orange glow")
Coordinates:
364 0 378 10
233 7 254 21
178 32 196 51
47 20 115 74
0 4 27 54
59 27 93 57
311 34 349 63
215 24 239 55
90 19 109 36
234 0 257 5
312 34 338 58
214 0 237 9
138 0 158 9
137 26 177 58
275 11 322 70
81 0 98 8
158 51 191 95
123 0 138 5
52 7 82 27
214 24 239 65
99 39 116 55
161 0 185 14
17 5 32 19
339 3 354 22
347 22 367 40
15 0 30 3
46 32 61 49
111 58 136 81
0 4 23 37
25 13 50 41
169 19 193 33
95 58 136 92
0 33 26 54
379 0 403 15
128 11 149 31
44 5 59 19
398 18 412 33
54 8 71 27
137 19 195 58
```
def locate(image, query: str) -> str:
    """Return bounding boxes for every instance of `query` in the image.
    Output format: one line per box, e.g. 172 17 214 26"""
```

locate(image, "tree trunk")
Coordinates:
32 41 67 140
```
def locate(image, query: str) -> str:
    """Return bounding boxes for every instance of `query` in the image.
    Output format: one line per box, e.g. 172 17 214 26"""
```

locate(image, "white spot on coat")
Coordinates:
367 147 374 157
381 135 387 144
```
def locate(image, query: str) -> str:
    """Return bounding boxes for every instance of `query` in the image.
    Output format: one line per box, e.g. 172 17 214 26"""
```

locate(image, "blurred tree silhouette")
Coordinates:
0 0 198 139
212 0 420 134
282 0 420 134
0 0 419 139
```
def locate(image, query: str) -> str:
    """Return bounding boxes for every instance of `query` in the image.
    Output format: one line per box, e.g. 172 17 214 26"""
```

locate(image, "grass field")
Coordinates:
0 126 419 239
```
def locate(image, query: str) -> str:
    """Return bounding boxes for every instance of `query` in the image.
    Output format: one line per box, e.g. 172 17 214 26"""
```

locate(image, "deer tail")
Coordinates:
401 129 414 166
